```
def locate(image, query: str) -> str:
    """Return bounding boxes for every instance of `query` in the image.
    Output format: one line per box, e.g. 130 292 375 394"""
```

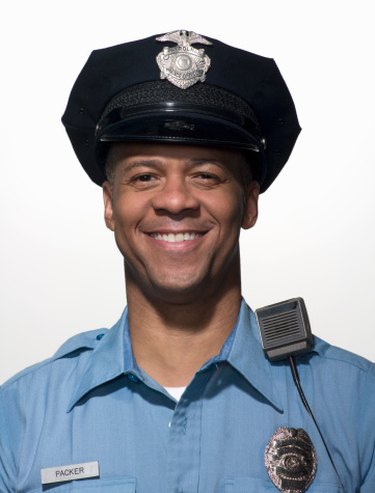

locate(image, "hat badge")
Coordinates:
156 30 212 89
265 427 317 493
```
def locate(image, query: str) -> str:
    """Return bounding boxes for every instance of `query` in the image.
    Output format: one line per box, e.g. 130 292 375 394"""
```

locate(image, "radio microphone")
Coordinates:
255 297 313 361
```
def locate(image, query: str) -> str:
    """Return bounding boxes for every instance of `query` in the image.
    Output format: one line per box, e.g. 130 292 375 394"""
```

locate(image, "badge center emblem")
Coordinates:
284 455 302 471
156 30 212 89
176 54 192 71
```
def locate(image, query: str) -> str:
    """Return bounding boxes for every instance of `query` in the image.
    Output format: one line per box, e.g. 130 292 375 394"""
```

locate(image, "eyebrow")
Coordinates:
121 160 164 173
189 158 226 168
121 158 227 173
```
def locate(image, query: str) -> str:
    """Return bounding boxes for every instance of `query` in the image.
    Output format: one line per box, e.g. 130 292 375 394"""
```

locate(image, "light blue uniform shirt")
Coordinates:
1 301 374 492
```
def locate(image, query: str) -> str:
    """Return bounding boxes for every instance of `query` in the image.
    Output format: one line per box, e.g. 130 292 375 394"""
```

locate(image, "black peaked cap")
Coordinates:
62 31 301 192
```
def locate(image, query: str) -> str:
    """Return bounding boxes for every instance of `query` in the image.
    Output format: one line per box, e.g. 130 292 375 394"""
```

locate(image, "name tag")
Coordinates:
41 461 100 484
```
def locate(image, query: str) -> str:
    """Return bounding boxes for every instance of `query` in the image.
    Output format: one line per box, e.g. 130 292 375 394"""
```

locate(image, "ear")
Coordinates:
103 181 115 231
242 181 260 230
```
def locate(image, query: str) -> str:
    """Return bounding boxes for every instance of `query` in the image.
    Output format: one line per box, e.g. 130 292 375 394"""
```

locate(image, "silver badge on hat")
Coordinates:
156 30 212 89
265 427 317 493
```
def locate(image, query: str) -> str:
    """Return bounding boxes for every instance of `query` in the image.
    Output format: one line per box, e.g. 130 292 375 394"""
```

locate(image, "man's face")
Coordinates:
103 143 259 303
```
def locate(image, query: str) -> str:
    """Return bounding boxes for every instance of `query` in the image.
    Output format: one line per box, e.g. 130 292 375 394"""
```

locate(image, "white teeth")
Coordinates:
151 232 202 242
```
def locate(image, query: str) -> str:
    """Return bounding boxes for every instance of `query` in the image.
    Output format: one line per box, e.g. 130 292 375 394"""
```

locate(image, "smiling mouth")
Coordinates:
149 232 204 243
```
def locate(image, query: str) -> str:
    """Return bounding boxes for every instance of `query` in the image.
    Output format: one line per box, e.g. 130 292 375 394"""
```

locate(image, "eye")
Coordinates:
129 173 159 189
135 174 154 182
198 173 216 180
192 171 223 187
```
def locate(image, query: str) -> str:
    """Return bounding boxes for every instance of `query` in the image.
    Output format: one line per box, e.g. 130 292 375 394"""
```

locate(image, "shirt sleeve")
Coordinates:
0 384 21 492
359 364 375 492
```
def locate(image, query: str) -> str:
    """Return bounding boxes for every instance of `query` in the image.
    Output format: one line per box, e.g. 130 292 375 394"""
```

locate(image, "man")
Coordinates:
0 30 374 493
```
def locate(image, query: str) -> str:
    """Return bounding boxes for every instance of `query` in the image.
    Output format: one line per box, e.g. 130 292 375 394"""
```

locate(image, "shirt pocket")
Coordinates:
224 477 344 492
37 478 136 493
71 478 136 492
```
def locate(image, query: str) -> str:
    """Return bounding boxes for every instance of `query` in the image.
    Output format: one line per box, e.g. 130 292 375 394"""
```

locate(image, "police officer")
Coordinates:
0 30 374 493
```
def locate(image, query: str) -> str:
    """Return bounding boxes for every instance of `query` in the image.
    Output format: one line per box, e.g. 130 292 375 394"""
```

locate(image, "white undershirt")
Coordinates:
165 386 186 401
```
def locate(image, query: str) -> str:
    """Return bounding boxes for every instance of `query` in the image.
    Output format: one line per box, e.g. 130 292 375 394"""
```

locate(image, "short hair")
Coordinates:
104 145 120 186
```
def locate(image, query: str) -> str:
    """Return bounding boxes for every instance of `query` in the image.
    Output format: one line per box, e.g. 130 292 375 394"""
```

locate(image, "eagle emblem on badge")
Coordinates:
156 30 212 89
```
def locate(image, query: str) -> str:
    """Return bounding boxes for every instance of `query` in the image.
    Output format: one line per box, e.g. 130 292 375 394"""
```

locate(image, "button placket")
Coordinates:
166 371 211 493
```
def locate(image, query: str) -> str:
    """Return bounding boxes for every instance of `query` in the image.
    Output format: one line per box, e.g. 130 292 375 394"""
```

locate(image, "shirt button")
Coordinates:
127 373 139 383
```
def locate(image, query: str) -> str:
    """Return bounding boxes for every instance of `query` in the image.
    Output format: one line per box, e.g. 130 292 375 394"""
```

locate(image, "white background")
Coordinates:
1 1 374 383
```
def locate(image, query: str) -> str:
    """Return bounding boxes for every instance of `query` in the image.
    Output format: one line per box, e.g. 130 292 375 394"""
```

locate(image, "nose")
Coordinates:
151 175 200 215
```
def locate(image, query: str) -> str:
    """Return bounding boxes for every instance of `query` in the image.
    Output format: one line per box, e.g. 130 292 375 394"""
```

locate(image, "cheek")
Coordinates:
111 197 143 245
206 192 244 231
112 192 147 227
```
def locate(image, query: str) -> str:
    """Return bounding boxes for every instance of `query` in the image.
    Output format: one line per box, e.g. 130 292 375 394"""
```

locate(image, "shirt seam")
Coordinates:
0 348 94 390
314 353 374 374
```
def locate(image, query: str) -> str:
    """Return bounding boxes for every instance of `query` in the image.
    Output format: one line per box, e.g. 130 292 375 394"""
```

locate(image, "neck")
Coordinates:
125 264 242 387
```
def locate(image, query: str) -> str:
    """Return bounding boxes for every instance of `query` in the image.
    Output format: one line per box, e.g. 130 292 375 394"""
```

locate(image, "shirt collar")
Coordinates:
65 301 285 412
224 300 284 412
66 308 137 412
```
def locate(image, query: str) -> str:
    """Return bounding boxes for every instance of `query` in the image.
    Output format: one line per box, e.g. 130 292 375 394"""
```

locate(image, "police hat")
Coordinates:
62 30 300 192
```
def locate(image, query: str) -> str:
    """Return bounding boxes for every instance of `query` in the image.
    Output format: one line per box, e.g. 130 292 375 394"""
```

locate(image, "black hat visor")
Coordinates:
97 102 262 153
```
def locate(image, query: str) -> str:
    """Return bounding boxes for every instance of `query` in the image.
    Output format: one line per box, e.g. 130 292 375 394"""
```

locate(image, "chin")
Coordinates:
146 274 213 304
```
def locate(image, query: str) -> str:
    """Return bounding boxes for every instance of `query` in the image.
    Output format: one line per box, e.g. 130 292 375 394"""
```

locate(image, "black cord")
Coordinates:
288 355 346 493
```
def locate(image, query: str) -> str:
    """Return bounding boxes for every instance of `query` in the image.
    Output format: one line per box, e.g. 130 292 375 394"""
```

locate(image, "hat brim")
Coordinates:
98 110 261 153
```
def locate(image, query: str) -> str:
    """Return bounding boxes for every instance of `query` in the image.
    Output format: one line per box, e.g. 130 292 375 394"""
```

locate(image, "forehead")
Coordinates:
108 142 248 168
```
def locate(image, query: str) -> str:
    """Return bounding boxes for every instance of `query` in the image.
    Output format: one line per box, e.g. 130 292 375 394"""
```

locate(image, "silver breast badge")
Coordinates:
156 30 212 89
265 427 317 493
